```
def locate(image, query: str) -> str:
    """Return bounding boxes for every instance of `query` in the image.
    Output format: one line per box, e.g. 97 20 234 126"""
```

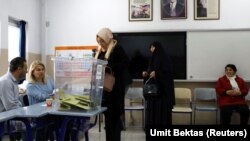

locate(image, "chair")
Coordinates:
18 94 29 106
5 94 31 140
245 91 250 110
219 90 250 124
124 87 144 129
172 88 193 124
83 115 99 141
246 92 250 124
193 88 218 124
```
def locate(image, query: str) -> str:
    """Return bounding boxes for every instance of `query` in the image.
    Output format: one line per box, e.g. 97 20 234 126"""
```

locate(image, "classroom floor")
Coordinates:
85 124 145 141
2 122 146 141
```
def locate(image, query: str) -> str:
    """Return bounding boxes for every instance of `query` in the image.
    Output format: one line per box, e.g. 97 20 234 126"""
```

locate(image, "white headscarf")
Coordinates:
96 28 113 44
95 28 117 60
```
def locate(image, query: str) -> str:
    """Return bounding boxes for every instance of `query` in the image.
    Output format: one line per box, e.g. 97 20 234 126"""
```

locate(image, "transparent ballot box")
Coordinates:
53 57 107 110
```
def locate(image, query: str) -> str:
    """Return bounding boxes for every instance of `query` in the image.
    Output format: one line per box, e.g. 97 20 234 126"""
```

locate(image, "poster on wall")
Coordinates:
129 0 153 21
194 0 220 20
55 46 97 59
161 0 187 20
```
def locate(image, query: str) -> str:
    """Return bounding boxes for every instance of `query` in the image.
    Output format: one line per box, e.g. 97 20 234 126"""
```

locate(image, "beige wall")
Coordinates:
0 49 9 76
46 55 54 79
27 53 41 67
0 49 41 76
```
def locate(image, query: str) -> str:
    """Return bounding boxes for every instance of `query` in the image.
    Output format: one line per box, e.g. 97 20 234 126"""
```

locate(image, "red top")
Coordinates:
215 75 249 108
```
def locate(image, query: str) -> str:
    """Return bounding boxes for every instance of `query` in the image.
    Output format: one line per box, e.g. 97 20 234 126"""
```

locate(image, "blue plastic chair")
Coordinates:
193 88 218 124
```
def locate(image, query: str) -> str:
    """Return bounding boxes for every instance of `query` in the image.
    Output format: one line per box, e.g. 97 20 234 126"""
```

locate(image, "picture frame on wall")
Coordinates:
161 0 187 20
129 0 153 21
194 0 220 20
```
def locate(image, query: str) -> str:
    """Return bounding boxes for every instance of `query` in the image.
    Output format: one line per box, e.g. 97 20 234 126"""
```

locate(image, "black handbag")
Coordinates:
143 77 158 100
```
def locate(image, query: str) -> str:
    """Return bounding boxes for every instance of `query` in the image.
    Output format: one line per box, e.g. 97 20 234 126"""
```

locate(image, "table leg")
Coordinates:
55 117 73 141
55 116 93 141
0 122 4 141
13 118 33 141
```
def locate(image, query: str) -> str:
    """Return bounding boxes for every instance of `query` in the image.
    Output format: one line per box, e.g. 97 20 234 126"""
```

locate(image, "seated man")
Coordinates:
215 64 250 125
0 57 28 140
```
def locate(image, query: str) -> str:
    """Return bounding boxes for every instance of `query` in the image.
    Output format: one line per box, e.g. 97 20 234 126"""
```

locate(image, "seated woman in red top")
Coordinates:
215 64 250 125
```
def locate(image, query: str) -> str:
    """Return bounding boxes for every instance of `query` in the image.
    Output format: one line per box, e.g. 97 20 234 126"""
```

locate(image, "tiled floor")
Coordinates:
85 124 145 141
2 123 146 141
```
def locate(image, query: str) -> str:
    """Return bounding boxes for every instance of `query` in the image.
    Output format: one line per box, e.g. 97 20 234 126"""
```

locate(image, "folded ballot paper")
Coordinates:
57 88 94 111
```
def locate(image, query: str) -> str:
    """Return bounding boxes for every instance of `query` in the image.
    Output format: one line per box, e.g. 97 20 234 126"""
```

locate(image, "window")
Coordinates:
8 19 20 62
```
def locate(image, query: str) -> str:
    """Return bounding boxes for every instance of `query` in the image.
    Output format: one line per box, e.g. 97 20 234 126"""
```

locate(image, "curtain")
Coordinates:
19 20 26 59
19 20 26 84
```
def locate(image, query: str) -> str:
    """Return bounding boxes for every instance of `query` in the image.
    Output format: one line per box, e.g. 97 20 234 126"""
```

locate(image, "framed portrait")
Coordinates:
161 0 187 20
194 0 220 20
129 0 153 21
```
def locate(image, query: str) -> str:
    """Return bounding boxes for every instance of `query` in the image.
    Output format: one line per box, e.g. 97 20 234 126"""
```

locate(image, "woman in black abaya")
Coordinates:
142 41 175 129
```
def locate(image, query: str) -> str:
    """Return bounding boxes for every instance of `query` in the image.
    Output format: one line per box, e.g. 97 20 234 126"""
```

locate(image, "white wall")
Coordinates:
43 0 250 55
1 0 250 72
0 0 41 57
187 30 250 81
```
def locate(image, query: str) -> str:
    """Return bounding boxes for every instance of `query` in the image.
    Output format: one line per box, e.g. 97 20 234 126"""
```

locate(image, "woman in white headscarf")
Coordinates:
95 27 129 141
